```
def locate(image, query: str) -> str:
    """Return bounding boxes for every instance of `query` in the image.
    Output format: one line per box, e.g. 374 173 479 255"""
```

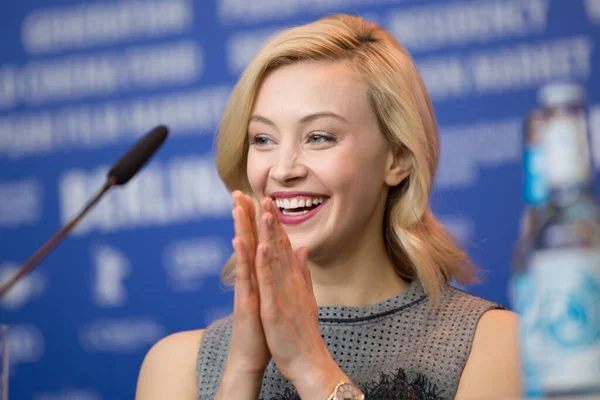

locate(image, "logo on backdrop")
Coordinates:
58 155 233 235
163 237 230 291
92 245 130 308
79 317 165 353
0 179 43 228
0 262 45 310
6 324 45 368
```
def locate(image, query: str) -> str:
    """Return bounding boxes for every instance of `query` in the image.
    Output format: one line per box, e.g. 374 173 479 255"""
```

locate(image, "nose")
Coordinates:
269 143 308 184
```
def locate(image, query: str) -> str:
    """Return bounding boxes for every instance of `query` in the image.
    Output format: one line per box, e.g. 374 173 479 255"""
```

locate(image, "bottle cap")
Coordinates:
538 82 585 108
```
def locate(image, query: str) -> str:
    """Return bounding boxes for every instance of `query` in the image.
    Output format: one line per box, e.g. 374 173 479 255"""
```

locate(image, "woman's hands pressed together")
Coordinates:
215 191 269 400
228 191 271 374
219 191 349 400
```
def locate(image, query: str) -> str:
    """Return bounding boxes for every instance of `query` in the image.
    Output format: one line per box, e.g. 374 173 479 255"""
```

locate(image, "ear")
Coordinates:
384 145 411 187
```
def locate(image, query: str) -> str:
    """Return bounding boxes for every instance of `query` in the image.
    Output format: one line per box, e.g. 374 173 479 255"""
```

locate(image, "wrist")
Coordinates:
291 361 349 400
215 367 265 400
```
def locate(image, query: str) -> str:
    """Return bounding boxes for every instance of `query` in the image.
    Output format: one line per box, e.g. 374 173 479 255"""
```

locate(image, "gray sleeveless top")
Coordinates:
196 280 503 400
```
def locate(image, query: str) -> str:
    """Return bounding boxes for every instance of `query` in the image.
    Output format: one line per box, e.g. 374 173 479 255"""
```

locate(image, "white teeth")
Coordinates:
274 196 327 210
282 209 309 216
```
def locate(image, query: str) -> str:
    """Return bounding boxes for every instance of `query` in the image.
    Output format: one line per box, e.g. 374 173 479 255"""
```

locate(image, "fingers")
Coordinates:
232 191 261 291
295 247 314 295
258 211 284 281
232 237 254 311
258 195 272 225
242 193 259 247
232 206 254 254
263 198 295 271
232 193 256 254
255 242 277 318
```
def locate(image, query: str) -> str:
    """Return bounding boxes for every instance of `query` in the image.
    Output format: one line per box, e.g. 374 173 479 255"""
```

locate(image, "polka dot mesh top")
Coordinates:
196 279 503 400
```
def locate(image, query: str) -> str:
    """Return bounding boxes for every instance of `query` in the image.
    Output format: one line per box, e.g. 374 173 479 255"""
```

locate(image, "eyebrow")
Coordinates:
248 111 350 126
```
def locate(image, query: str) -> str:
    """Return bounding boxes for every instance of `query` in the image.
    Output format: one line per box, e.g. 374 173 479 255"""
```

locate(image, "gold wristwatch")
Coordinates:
326 381 365 400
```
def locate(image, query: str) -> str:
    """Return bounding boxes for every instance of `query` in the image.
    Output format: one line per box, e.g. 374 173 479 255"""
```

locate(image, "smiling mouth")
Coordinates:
273 196 329 215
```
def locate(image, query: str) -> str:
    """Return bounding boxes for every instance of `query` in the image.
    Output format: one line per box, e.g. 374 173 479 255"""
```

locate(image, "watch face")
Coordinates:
335 383 365 400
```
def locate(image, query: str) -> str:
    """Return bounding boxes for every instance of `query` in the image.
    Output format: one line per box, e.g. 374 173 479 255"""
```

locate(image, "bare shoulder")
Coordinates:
135 329 205 400
455 309 522 400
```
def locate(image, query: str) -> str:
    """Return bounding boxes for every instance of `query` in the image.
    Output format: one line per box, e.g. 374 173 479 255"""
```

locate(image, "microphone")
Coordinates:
108 125 168 185
0 125 169 298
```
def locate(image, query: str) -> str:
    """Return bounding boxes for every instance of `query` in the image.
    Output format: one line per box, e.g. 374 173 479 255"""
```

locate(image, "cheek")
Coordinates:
316 150 382 194
336 151 388 203
345 145 386 177
246 152 270 194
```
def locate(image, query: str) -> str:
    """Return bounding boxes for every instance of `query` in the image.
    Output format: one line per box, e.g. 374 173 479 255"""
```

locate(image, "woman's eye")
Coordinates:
308 132 336 144
250 135 273 146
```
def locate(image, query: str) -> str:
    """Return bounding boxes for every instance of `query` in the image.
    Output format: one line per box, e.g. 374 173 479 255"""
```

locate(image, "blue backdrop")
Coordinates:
1 0 600 398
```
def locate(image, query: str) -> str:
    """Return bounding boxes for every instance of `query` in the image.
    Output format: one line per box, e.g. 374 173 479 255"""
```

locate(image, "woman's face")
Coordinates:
247 60 404 263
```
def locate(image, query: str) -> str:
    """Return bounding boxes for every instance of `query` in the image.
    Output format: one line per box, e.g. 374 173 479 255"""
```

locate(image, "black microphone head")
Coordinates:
108 125 169 185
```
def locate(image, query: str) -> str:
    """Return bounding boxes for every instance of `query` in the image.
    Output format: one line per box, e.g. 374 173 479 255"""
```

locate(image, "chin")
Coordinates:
287 234 317 255
288 236 311 251
285 226 335 262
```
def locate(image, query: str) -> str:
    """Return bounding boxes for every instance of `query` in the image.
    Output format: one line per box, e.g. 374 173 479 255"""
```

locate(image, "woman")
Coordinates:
135 14 520 400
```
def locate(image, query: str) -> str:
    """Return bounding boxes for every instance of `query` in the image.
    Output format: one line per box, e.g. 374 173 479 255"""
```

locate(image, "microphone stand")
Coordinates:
0 176 117 298
0 124 168 299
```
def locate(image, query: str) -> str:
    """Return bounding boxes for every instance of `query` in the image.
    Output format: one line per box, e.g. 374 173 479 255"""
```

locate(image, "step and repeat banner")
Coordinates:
1 0 600 398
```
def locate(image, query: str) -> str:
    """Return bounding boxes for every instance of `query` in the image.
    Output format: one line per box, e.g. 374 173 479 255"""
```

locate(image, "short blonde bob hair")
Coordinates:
215 14 477 301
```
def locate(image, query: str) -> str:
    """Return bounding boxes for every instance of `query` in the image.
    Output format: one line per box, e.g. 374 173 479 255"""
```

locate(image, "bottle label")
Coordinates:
521 249 600 393
545 112 591 187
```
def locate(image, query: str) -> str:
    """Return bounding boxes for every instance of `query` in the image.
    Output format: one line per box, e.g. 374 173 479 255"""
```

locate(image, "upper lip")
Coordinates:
268 191 329 198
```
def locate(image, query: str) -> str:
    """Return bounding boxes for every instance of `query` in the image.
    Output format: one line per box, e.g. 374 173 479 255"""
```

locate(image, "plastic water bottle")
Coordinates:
518 82 600 396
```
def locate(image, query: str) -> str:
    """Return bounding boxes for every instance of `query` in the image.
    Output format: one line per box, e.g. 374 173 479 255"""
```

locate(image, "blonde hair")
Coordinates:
215 14 478 301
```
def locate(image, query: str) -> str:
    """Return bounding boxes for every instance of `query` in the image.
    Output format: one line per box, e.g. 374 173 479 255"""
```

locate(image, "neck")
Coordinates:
308 234 409 308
